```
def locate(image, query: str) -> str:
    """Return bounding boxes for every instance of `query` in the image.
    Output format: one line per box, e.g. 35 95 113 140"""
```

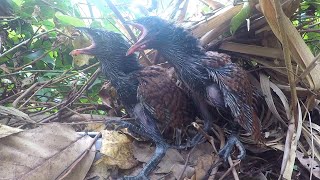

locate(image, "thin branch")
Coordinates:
12 82 41 108
218 160 241 180
273 0 297 121
104 0 137 42
104 0 152 65
177 0 189 23
19 80 52 109
296 53 320 83
0 29 57 58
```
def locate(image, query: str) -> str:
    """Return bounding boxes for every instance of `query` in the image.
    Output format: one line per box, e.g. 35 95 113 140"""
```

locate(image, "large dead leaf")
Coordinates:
0 124 23 138
100 129 138 169
259 0 320 90
85 160 114 180
132 142 195 179
296 151 320 179
0 123 95 180
194 154 215 180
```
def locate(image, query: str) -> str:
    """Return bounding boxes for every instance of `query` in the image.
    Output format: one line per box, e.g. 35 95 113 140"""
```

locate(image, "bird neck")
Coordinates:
157 28 205 68
97 54 141 88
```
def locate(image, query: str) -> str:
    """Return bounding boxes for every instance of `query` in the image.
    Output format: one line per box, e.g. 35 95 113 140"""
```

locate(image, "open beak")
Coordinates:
126 22 149 56
69 27 96 56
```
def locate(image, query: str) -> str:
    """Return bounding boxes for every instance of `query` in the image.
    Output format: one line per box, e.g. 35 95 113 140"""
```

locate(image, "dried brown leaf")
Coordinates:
259 74 284 122
0 123 95 180
259 0 320 90
132 142 194 179
0 124 22 138
191 5 243 45
100 130 138 169
296 151 320 179
282 102 303 179
21 74 36 88
194 154 215 180
219 42 283 59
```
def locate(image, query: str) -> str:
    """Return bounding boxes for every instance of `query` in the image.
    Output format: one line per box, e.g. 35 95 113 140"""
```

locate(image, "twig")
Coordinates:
192 122 218 153
0 91 23 104
227 157 239 180
177 0 189 23
51 63 98 84
170 0 184 19
104 0 137 42
104 0 152 65
298 29 320 33
296 53 320 84
204 157 223 180
37 118 134 125
14 46 60 71
177 146 196 180
39 0 69 15
0 29 57 58
19 80 52 109
0 70 67 78
29 64 98 118
211 125 239 180
273 0 297 122
37 68 100 122
12 82 41 108
218 160 240 180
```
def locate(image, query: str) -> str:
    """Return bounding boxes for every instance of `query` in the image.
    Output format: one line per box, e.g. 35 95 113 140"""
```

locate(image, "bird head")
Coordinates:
70 27 128 58
126 16 175 55
70 27 140 73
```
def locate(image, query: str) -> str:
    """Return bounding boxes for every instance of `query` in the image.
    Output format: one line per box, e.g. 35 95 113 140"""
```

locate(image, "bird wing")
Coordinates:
136 66 195 133
202 53 261 140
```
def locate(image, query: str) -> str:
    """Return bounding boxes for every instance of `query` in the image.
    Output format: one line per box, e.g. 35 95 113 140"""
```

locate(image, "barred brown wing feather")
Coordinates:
136 66 195 132
203 54 261 141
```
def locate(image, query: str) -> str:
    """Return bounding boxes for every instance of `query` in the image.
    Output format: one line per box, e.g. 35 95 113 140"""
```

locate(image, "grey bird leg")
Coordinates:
173 95 213 149
107 103 169 180
123 142 168 180
218 130 246 161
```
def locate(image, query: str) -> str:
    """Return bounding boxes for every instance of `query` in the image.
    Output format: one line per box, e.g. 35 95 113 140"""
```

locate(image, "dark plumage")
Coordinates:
70 27 196 179
127 16 262 160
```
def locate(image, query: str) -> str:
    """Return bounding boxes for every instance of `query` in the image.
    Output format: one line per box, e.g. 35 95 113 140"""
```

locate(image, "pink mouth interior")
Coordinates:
69 33 96 56
126 22 149 55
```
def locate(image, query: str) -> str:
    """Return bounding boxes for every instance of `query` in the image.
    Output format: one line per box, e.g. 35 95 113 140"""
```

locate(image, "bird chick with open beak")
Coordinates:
126 16 262 161
70 27 197 179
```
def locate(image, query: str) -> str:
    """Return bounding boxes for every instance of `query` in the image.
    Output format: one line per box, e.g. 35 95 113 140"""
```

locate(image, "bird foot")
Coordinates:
105 120 148 140
171 133 204 150
122 173 148 180
218 135 246 161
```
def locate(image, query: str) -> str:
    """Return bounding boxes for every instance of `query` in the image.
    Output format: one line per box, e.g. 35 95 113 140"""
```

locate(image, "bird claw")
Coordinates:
105 120 131 131
105 120 151 141
218 135 246 161
122 172 149 180
172 133 204 150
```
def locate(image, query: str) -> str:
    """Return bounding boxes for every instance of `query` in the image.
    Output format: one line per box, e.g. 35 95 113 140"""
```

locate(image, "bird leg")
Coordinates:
174 128 182 146
173 98 213 149
105 120 150 141
111 103 168 179
218 132 246 161
105 119 169 180
123 142 168 180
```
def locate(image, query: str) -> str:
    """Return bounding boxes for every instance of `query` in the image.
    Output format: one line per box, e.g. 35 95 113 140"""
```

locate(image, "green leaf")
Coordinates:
55 12 85 27
230 2 251 35
42 19 55 30
12 0 24 7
